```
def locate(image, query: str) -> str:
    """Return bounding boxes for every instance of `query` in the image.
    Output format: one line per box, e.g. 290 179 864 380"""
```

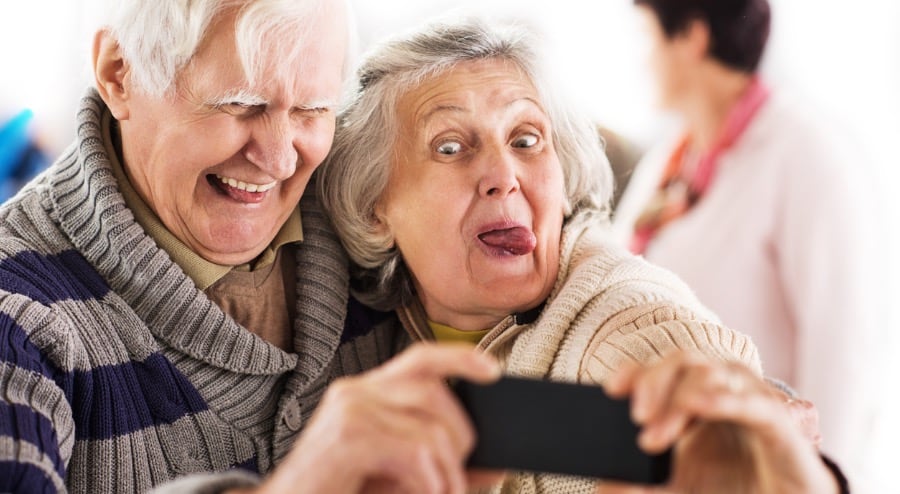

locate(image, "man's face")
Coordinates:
116 5 346 265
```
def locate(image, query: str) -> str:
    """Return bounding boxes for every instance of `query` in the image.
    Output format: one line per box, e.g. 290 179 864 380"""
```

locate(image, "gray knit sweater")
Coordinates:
0 89 400 493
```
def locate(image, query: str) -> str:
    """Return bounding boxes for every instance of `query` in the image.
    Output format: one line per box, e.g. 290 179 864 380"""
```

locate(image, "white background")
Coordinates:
2 1 898 492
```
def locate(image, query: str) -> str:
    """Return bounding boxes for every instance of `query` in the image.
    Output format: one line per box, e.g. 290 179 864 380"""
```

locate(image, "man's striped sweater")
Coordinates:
0 89 400 493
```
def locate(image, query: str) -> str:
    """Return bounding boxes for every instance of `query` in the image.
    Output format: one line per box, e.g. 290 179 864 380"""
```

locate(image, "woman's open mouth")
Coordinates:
477 226 536 256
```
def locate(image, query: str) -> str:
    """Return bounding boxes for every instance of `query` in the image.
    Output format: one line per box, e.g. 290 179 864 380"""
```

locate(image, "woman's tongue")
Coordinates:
478 227 537 255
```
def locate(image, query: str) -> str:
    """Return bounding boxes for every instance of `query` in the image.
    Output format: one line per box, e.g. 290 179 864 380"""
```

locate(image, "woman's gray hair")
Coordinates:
319 17 614 311
96 0 355 96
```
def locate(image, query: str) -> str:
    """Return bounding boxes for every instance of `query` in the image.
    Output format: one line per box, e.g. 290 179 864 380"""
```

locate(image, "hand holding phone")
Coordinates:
451 376 671 484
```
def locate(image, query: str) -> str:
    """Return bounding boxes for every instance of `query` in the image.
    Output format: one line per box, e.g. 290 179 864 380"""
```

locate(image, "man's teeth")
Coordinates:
216 175 277 193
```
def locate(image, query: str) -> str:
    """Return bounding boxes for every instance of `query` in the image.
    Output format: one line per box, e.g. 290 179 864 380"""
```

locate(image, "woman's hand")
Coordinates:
598 352 840 494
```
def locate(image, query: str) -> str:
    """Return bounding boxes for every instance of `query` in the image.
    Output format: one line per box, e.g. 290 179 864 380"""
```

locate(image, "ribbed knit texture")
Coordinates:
399 211 761 494
0 88 400 493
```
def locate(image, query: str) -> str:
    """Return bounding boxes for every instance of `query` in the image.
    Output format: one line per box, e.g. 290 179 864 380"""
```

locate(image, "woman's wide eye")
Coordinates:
512 133 539 148
436 140 462 155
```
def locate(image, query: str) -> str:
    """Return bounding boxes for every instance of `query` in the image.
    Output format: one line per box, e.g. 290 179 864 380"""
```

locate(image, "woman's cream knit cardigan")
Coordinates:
397 211 762 493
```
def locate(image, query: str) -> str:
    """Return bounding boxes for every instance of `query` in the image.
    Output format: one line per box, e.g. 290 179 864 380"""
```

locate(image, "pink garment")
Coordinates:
630 78 770 255
614 88 886 488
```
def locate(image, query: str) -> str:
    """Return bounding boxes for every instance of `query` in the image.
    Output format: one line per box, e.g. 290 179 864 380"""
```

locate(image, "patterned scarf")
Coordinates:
630 77 770 254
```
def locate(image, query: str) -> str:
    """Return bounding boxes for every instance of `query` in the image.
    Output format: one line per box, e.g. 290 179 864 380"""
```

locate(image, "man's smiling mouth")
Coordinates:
208 174 277 203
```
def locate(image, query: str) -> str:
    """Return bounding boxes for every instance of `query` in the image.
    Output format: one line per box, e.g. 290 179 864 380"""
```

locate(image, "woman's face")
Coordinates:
377 59 566 331
637 5 690 110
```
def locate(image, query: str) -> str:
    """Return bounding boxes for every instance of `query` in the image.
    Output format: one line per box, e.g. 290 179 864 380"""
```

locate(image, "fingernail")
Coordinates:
637 429 657 451
476 353 501 377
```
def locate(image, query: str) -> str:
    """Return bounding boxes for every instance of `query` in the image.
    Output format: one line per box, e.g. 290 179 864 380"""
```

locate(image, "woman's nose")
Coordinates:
477 148 521 198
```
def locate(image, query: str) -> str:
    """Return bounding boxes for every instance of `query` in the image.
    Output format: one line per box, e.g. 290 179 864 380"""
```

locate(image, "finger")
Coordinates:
604 360 641 397
637 358 758 452
465 469 507 488
318 380 462 493
365 384 474 493
378 378 476 493
638 360 730 451
638 406 693 453
370 377 477 458
630 352 700 423
422 414 468 494
653 362 793 447
381 342 501 383
596 480 675 494
366 411 452 494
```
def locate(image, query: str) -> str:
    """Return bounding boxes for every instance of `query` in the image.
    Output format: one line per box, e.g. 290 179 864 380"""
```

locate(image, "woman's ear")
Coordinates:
92 30 132 121
681 17 712 61
372 203 395 246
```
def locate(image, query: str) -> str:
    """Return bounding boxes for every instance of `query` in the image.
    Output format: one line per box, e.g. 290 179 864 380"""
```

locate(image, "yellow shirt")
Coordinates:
428 321 490 345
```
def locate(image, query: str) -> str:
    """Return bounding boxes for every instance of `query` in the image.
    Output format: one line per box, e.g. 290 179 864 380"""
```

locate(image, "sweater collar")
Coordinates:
48 88 297 375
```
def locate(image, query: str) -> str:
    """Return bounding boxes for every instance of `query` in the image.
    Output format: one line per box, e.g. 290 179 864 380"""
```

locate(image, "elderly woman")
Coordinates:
612 1 882 483
320 17 844 494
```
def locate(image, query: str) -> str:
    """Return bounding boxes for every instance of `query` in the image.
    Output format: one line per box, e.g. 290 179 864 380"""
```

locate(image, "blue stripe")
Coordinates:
0 402 65 481
0 249 110 305
230 456 259 474
0 311 63 382
2 274 209 441
72 353 209 440
0 460 58 494
341 296 393 343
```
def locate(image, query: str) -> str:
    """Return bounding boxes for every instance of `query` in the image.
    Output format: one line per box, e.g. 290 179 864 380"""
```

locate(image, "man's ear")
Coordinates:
92 30 132 121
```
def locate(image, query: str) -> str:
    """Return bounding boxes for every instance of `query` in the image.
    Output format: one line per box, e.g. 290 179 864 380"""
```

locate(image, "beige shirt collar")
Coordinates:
102 112 303 290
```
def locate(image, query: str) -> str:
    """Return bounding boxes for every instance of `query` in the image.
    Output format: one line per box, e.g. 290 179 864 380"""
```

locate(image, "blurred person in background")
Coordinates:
613 0 885 489
0 109 50 201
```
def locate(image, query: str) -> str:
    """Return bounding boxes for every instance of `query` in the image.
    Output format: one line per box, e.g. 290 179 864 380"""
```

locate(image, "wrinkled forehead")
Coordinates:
401 59 543 123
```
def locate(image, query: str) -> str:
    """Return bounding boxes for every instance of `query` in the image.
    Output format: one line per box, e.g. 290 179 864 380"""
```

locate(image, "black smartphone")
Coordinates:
451 375 671 484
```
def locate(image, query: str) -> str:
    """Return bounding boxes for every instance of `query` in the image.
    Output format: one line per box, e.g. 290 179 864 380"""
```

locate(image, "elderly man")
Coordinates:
0 1 499 493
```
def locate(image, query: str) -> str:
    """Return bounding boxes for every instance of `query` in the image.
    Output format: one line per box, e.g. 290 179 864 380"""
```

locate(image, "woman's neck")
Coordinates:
680 66 754 151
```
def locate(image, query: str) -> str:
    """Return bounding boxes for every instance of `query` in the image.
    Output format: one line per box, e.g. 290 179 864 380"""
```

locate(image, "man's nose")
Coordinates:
243 115 298 180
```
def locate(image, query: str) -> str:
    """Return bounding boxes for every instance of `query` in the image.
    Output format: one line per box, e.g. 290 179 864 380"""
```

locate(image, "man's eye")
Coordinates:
436 141 462 155
512 133 539 148
294 106 331 118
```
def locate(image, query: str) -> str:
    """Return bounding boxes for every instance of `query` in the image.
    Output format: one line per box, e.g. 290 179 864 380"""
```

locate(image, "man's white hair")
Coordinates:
95 0 356 96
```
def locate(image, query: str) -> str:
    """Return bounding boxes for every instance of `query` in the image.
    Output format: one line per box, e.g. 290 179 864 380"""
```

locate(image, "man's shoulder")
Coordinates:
0 244 110 308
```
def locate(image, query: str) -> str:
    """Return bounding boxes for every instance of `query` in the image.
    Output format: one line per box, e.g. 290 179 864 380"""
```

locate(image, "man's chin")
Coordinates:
196 243 269 267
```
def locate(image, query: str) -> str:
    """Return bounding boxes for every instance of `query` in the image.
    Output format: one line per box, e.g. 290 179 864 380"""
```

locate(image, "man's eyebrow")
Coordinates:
204 89 268 107
296 99 339 111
